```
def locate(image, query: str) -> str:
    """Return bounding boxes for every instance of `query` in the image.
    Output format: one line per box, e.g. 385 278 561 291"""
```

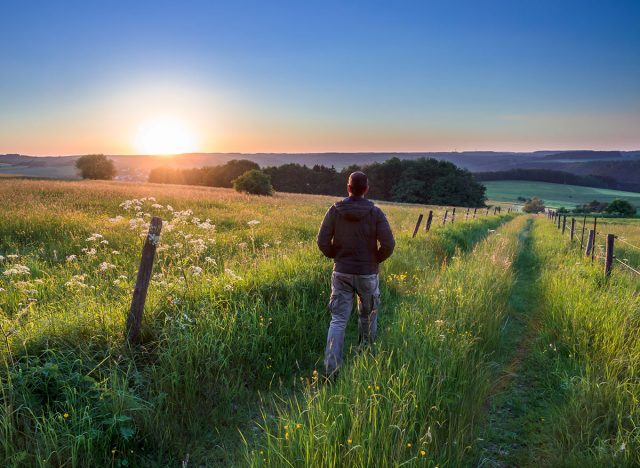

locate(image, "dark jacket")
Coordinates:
317 196 395 274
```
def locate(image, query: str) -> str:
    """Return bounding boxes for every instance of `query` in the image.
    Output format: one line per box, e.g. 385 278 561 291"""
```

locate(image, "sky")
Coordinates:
1 0 639 155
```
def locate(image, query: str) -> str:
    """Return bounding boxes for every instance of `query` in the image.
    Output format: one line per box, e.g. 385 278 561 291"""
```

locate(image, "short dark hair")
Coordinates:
348 171 368 196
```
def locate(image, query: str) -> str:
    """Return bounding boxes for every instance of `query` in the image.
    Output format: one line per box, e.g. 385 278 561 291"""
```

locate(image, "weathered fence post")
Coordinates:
451 207 456 224
604 234 615 277
557 214 561 229
473 208 477 219
425 210 433 232
465 207 470 219
126 217 163 345
486 207 490 216
412 213 423 238
585 229 595 257
442 209 449 225
570 218 575 241
562 216 567 235
591 216 597 262
580 215 586 249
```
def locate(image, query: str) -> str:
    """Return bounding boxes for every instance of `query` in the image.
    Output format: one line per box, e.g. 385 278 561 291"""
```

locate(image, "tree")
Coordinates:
523 197 545 213
605 199 636 217
75 154 116 180
233 169 274 195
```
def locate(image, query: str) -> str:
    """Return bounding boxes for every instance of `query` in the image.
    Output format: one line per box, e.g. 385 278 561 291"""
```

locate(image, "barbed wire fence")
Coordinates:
546 209 640 279
410 205 513 238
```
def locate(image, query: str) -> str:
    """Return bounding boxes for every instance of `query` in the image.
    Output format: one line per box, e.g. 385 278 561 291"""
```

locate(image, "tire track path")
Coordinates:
474 218 552 467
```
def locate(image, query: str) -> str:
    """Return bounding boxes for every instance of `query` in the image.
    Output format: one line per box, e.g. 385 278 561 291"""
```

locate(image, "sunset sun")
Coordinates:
134 117 198 155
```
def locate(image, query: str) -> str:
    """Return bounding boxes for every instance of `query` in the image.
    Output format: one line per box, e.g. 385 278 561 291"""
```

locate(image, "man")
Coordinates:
317 171 395 378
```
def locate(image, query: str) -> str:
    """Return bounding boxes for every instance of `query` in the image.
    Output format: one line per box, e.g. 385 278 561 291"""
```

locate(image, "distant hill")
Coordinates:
1 150 639 191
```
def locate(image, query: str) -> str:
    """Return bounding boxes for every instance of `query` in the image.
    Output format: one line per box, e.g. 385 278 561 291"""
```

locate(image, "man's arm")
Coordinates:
317 206 336 258
375 208 395 263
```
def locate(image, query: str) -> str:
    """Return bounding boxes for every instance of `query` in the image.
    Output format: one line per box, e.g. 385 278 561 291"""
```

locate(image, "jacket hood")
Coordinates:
334 198 375 221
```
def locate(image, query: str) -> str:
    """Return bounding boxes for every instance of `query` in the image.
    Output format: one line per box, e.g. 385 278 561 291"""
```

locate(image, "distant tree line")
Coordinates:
148 157 487 206
474 169 618 190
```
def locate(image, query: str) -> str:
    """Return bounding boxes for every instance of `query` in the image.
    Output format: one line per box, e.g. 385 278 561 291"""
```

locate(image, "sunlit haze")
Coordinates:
1 0 639 155
134 117 199 155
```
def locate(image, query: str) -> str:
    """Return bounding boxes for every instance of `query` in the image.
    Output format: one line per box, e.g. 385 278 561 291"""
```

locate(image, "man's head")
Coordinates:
348 171 368 197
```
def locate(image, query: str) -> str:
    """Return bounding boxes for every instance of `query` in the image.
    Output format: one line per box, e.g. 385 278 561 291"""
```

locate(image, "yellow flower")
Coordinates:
63 412 69 419
420 450 427 456
347 439 352 445
285 432 289 440
375 385 380 391
406 443 412 448
296 423 302 429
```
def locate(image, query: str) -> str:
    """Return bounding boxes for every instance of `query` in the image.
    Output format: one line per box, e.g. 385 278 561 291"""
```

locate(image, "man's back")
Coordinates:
317 196 395 274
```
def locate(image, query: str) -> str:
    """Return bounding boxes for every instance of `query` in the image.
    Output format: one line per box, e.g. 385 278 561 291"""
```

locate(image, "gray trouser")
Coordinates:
324 272 380 375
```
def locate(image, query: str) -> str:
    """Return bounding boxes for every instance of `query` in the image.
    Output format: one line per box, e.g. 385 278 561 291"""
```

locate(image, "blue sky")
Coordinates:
1 0 639 154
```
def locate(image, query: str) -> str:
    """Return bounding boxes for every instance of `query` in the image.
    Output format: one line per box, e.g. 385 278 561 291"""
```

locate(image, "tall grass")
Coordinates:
249 217 526 466
0 179 512 466
520 218 640 466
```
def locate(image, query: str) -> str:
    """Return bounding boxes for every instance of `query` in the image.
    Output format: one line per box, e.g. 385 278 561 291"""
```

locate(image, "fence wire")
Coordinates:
614 258 640 276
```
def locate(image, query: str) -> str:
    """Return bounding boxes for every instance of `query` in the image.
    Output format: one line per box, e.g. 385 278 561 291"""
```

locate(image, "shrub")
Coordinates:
605 199 636 216
75 154 116 180
522 197 545 213
232 169 274 195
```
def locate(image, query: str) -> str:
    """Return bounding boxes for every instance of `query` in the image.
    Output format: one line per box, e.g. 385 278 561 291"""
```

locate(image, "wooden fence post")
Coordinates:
562 216 567 235
425 210 433 232
473 208 477 219
126 217 163 345
591 217 597 262
451 207 456 224
585 229 595 257
486 207 490 216
442 210 448 225
604 234 615 277
465 207 470 219
412 213 423 238
570 218 575 241
557 214 561 229
580 215 586 249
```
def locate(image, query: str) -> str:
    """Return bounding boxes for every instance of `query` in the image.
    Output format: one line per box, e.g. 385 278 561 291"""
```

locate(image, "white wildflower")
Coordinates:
225 268 241 281
3 264 30 276
97 262 116 272
108 215 124 223
66 255 77 262
205 257 216 265
190 266 203 276
111 250 121 255
151 203 164 209
7 254 19 260
65 274 87 288
166 205 174 211
247 220 260 226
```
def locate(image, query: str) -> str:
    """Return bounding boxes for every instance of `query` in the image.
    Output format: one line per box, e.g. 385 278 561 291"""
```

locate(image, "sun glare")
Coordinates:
134 117 198 155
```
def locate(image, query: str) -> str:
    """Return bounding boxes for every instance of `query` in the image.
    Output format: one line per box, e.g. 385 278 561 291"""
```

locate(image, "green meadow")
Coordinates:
484 180 640 209
0 179 639 467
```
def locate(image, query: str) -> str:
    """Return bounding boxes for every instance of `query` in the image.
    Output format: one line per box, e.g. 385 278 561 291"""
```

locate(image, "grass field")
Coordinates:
484 180 640 209
1 179 639 466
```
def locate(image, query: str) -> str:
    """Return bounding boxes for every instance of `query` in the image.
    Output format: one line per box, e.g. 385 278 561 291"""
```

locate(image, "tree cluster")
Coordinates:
148 157 487 207
571 199 636 216
75 154 116 180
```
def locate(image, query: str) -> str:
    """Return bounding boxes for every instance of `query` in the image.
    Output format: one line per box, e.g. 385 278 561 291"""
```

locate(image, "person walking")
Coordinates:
317 171 395 378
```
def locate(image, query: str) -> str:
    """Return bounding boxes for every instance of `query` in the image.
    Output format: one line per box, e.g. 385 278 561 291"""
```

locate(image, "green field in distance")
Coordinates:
484 180 640 209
